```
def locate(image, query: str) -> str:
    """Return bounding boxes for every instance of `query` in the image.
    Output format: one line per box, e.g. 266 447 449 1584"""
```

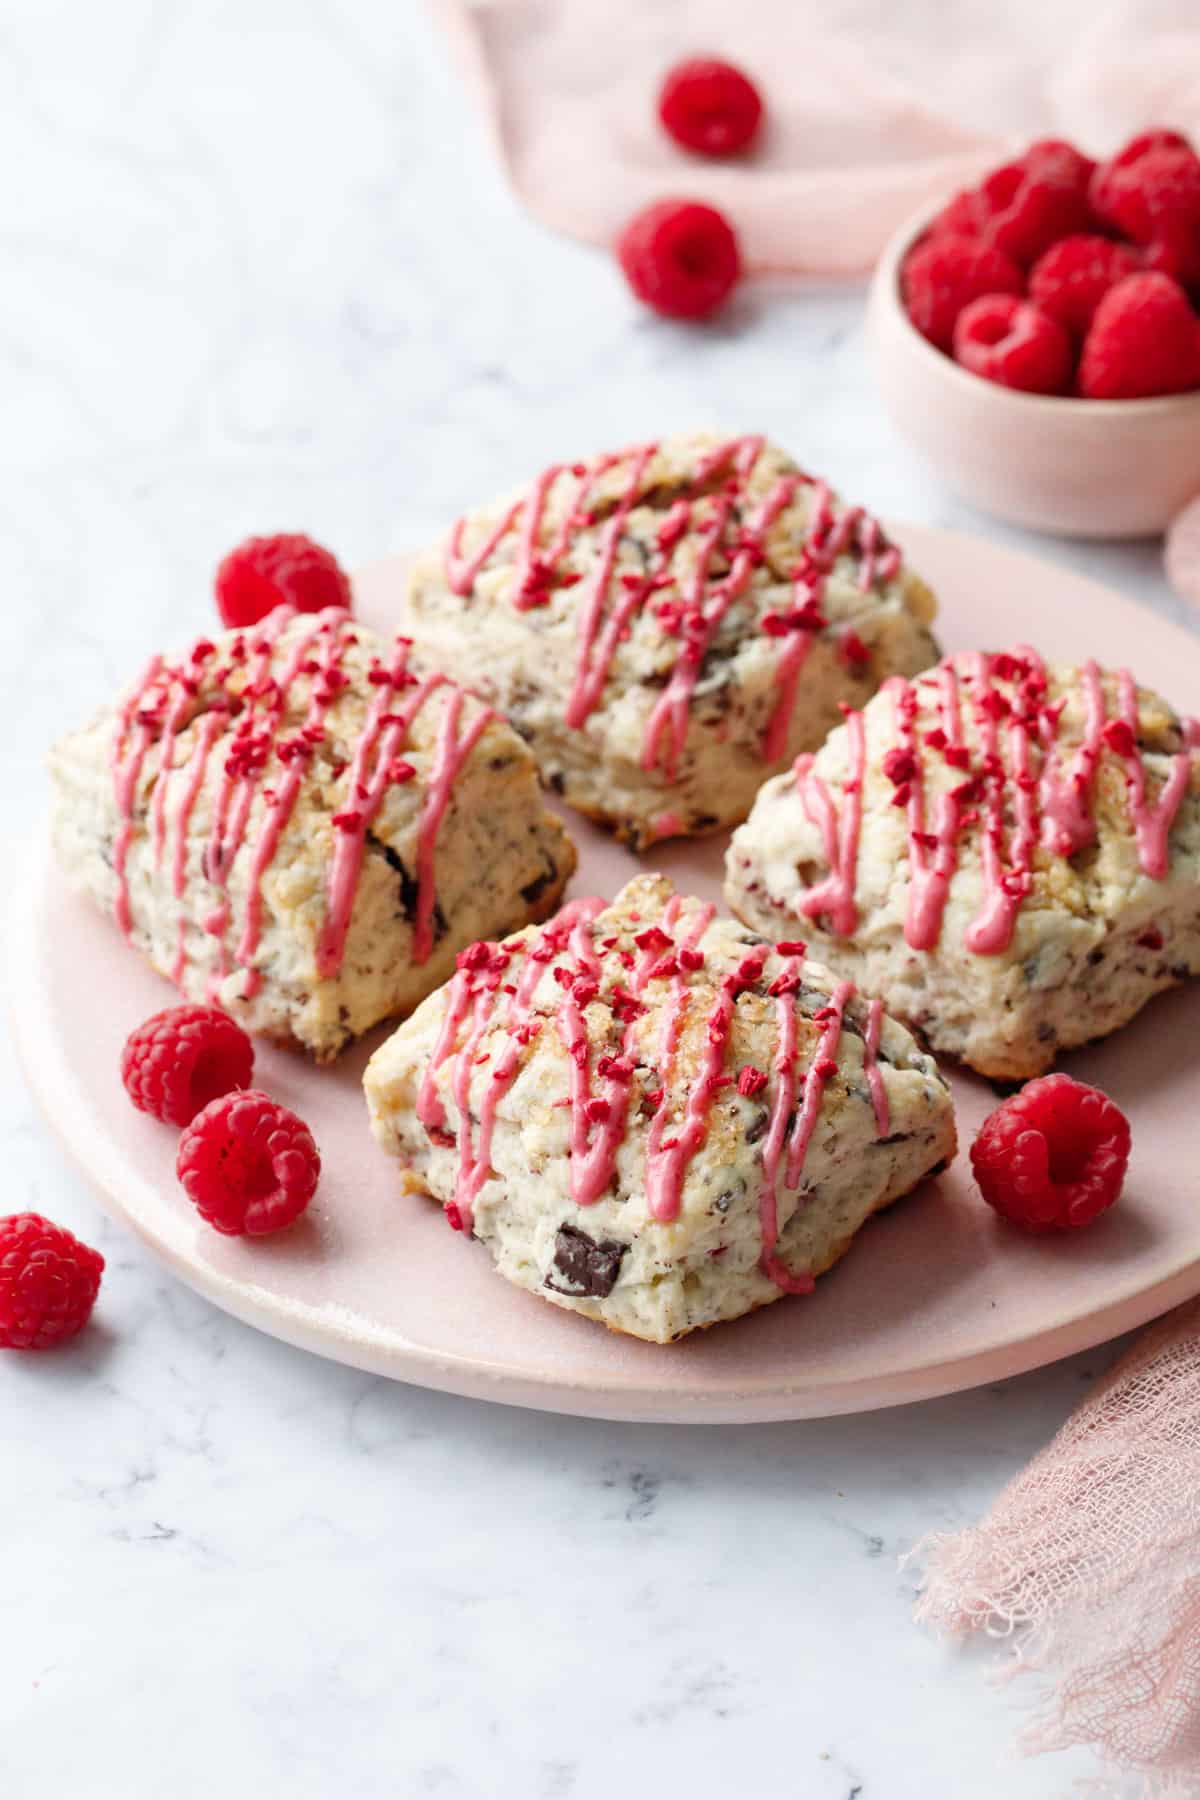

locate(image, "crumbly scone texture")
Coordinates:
726 654 1200 1080
50 611 577 1061
364 874 956 1343
402 432 941 849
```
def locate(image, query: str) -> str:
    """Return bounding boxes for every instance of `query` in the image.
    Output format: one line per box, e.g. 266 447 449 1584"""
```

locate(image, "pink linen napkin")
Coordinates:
441 0 1200 275
913 1300 1200 1796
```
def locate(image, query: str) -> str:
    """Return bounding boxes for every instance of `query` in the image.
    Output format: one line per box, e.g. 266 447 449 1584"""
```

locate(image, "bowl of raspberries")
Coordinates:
867 130 1200 537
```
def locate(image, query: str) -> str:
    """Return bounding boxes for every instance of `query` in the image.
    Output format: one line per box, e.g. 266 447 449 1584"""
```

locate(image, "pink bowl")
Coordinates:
867 202 1200 539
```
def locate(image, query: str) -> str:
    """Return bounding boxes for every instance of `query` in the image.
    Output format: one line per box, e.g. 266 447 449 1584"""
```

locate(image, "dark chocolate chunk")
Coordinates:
545 1224 626 1299
368 833 446 938
743 1107 769 1144
520 854 559 907
369 833 420 918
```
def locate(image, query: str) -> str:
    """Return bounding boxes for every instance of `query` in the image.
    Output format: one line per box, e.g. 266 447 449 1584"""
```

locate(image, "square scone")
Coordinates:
725 647 1200 1081
364 874 956 1342
402 431 941 849
50 604 576 1061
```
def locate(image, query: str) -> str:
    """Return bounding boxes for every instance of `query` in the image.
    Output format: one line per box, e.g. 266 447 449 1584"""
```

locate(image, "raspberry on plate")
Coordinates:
657 58 763 158
215 533 353 631
953 294 1073 395
121 1003 254 1126
616 198 741 320
1028 235 1143 338
900 232 1024 353
177 1090 320 1236
1079 271 1200 399
970 1074 1131 1232
0 1214 104 1350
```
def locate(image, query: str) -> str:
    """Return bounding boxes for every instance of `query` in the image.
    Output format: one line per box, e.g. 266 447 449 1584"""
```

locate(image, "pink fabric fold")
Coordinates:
913 1300 1200 1796
440 0 1200 275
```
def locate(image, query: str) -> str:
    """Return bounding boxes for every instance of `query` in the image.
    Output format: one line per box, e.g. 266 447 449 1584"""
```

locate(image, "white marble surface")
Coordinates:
3 7 1194 1796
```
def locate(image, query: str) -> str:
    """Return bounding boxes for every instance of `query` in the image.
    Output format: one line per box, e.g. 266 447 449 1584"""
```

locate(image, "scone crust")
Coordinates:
726 650 1200 1079
50 607 576 1060
365 874 956 1342
404 432 940 848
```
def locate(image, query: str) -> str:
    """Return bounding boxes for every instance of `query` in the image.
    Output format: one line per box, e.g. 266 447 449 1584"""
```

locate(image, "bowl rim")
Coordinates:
874 195 1200 420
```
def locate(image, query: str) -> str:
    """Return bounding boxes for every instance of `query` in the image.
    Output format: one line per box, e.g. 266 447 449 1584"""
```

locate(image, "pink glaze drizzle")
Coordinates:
1116 668 1192 878
793 706 867 936
442 438 902 774
107 606 490 999
422 899 884 1289
792 648 1197 957
110 654 165 937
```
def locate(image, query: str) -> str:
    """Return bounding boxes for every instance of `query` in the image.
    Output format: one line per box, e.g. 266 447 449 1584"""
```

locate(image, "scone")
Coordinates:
725 647 1200 1080
402 431 941 849
364 874 956 1342
50 603 576 1060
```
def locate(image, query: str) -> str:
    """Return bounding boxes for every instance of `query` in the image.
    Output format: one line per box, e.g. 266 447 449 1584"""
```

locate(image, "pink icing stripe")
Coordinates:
1116 668 1192 879
896 665 967 951
1039 654 1106 857
110 653 164 938
167 709 226 985
411 690 495 964
444 499 523 597
563 443 656 729
756 954 812 1296
794 706 866 937
763 622 815 764
315 649 447 978
863 997 889 1136
964 652 1037 956
641 902 717 1220
641 470 798 778
785 981 851 1190
232 618 347 996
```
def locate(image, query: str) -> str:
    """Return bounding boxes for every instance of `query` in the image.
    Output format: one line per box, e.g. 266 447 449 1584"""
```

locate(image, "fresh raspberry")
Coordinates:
1103 148 1200 286
900 233 1024 353
977 146 1094 267
616 198 741 320
971 1074 1131 1232
1090 130 1196 228
1028 235 1143 337
0 1214 104 1350
953 294 1074 395
215 533 353 631
926 188 987 240
121 1004 255 1127
1022 138 1097 192
1078 272 1200 400
177 1090 320 1236
657 58 763 158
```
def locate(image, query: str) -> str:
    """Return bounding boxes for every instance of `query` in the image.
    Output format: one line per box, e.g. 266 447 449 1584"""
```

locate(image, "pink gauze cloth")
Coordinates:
440 0 1200 274
912 1300 1200 1797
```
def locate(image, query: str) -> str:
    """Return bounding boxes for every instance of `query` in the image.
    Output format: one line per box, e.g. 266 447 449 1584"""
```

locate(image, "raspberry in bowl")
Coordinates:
868 131 1200 536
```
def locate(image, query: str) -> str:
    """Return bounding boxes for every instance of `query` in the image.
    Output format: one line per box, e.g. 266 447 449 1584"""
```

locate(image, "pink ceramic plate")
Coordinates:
11 526 1200 1422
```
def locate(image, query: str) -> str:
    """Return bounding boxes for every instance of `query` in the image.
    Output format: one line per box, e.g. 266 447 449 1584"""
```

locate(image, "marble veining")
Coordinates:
1 4 1184 1796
